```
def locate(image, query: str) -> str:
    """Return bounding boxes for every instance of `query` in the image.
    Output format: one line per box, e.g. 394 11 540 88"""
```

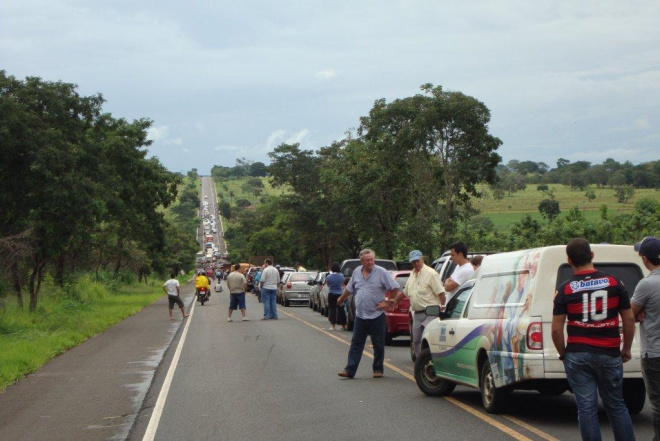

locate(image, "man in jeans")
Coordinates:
336 249 401 379
552 238 636 441
226 263 249 322
259 258 280 320
632 236 660 441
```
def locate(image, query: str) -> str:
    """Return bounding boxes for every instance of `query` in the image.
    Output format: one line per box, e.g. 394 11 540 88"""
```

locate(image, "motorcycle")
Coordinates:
197 287 209 305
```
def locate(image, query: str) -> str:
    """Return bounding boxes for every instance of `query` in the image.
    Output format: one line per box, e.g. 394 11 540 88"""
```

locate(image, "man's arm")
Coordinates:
551 315 567 359
162 286 168 295
620 308 635 363
631 302 645 323
176 285 180 296
444 278 459 293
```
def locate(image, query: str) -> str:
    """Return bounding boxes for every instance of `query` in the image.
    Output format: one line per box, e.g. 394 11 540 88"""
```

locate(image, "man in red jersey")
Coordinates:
552 238 636 441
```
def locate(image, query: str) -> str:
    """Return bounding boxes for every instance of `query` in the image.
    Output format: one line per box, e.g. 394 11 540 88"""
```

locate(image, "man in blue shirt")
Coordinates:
337 249 401 379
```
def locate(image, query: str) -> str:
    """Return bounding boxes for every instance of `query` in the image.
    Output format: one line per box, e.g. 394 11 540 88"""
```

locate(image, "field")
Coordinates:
474 184 660 230
214 177 288 205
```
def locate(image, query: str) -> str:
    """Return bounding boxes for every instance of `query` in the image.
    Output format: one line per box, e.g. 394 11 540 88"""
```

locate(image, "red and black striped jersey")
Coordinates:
553 269 631 357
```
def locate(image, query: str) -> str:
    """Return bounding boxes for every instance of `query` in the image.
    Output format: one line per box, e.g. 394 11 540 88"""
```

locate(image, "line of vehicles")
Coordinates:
248 245 650 416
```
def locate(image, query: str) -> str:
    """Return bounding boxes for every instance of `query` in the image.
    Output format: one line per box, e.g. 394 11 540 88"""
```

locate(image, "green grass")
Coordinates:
0 272 189 391
214 177 288 206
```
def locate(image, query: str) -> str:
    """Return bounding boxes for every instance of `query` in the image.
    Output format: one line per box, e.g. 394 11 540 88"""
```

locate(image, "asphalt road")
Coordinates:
126 290 656 441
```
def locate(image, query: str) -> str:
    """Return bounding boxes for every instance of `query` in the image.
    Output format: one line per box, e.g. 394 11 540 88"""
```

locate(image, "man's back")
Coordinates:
261 266 280 289
226 271 246 293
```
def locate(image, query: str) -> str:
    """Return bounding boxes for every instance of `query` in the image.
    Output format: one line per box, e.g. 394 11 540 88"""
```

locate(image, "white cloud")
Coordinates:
634 116 650 129
315 69 336 80
285 129 309 145
170 138 183 145
266 129 286 149
147 125 169 142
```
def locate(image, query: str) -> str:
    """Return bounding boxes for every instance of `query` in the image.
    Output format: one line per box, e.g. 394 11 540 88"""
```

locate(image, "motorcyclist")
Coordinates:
195 269 211 300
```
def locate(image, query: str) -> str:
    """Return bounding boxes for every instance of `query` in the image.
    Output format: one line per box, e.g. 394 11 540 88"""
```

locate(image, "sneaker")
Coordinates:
337 371 354 379
242 317 249 321
227 318 232 322
373 372 384 378
261 317 269 320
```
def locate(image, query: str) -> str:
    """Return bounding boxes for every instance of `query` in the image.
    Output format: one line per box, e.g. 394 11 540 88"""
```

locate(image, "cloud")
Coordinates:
634 116 650 129
170 138 183 145
147 125 169 142
182 148 190 153
214 144 244 151
266 129 286 150
315 69 336 80
285 129 309 144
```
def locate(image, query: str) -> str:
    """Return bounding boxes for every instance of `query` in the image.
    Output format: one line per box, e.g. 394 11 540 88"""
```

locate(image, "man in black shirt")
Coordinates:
552 238 636 441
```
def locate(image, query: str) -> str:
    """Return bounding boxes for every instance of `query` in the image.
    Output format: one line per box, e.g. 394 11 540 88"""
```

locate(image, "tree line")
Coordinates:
0 71 198 311
220 84 502 267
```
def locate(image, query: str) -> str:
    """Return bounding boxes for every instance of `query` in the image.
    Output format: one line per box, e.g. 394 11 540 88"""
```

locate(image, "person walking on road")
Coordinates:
163 273 188 320
326 262 347 331
226 263 249 322
443 240 474 303
336 249 401 379
632 236 660 441
389 250 445 359
254 266 263 303
552 238 636 441
260 258 280 320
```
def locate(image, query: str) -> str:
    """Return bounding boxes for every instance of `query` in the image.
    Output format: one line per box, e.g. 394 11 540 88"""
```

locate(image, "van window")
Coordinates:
445 286 473 319
556 263 644 294
467 270 532 320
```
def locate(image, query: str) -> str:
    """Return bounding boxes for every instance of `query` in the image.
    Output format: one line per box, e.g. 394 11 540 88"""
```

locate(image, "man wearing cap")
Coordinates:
389 250 445 359
632 236 660 440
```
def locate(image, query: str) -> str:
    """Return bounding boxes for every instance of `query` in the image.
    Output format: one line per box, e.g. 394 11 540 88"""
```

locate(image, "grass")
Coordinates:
214 177 288 206
0 272 190 392
475 185 660 230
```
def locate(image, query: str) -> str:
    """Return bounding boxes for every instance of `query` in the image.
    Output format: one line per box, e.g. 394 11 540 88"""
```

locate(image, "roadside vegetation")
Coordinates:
0 271 191 391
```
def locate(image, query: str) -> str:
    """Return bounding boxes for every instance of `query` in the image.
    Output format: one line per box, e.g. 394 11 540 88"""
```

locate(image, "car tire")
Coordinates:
480 362 509 414
414 348 455 397
623 378 646 414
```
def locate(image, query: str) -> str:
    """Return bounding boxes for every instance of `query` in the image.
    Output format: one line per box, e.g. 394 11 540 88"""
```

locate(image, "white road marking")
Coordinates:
142 299 196 441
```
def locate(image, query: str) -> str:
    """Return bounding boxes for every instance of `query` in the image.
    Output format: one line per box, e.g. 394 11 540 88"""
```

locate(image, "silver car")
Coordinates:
278 271 317 307
308 272 326 311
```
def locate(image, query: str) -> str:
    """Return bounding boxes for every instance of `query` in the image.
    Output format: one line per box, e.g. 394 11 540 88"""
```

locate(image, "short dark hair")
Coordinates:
265 258 272 265
343 277 350 286
233 263 241 270
331 261 340 272
470 255 483 267
170 273 177 279
566 238 592 267
450 240 468 258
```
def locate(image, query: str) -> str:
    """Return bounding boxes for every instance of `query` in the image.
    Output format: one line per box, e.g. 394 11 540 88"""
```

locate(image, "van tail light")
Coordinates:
527 322 543 350
287 282 292 289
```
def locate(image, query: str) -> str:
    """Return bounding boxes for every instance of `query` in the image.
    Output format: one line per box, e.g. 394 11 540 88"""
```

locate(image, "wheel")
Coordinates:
385 333 393 346
623 379 646 414
414 348 456 396
480 362 509 413
537 383 568 396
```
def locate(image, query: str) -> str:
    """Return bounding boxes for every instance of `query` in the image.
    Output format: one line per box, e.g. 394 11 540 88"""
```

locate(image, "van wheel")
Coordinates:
480 362 509 414
414 349 456 396
623 379 646 414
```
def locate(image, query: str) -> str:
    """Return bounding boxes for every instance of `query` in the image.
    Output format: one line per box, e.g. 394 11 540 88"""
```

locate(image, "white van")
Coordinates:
415 244 647 414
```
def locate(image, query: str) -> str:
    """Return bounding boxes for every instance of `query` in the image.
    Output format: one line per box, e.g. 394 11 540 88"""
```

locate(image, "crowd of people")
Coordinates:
162 236 660 441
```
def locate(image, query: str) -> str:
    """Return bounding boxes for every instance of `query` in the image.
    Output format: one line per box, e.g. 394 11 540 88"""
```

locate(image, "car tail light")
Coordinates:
287 282 292 289
527 322 543 350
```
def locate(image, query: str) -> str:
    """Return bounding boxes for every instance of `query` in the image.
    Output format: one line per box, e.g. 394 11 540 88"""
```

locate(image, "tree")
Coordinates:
585 190 596 202
538 199 561 221
614 186 635 203
358 83 502 249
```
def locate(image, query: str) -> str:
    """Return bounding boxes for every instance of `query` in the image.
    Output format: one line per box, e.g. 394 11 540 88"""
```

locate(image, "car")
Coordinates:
308 272 327 311
278 271 317 307
415 245 648 414
318 280 330 316
384 270 411 345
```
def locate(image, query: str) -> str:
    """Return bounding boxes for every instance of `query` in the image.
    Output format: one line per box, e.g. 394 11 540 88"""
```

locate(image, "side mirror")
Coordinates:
424 305 442 317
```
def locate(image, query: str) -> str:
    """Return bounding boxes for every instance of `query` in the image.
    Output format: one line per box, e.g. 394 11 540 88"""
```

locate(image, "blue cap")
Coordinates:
635 237 660 264
408 250 423 262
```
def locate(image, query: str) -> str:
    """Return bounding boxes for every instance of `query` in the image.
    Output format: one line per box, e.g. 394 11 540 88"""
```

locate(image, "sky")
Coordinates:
2 0 659 175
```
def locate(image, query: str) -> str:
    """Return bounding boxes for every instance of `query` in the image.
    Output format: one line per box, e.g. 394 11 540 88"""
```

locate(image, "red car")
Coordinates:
384 270 411 345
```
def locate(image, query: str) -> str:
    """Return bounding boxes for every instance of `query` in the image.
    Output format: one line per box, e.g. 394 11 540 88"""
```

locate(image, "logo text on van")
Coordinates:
569 277 610 293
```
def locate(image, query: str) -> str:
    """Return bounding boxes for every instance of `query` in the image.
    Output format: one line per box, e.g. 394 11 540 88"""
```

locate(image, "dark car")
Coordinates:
384 270 411 345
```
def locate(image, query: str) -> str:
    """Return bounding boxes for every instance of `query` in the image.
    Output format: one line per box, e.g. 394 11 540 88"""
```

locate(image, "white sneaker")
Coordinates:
242 317 249 321
227 318 232 322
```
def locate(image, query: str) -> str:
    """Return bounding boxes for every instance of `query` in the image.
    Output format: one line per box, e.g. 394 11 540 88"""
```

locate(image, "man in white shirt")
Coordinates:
163 273 188 320
259 259 281 320
389 250 445 358
444 241 474 302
